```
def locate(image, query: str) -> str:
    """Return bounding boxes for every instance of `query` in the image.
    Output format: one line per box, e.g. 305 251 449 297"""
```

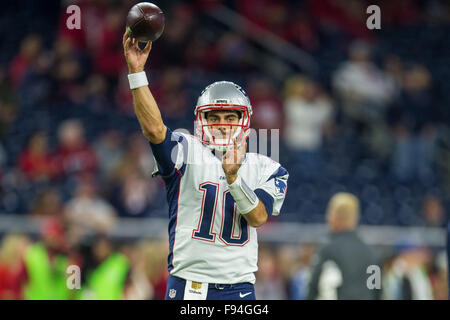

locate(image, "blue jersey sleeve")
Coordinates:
149 127 188 178
254 189 274 217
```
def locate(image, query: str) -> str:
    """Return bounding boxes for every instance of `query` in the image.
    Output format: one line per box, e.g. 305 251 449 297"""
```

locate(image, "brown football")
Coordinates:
126 2 165 42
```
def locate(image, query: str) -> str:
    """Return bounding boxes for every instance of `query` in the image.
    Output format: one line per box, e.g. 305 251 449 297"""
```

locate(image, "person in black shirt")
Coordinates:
307 192 380 300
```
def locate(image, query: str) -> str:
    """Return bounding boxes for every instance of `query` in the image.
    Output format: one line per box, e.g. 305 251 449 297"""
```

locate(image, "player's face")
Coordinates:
206 110 240 139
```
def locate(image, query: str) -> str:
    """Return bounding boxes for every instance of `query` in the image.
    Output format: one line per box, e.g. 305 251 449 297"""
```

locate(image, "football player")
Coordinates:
123 32 288 300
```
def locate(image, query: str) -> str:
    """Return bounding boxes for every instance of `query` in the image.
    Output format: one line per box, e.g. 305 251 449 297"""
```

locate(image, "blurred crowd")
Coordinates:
0 0 449 299
0 227 447 299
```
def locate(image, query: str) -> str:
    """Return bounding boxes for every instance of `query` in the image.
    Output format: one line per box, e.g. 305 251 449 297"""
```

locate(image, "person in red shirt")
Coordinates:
247 78 284 132
51 120 98 179
18 131 53 182
0 234 30 300
93 8 127 79
9 34 42 89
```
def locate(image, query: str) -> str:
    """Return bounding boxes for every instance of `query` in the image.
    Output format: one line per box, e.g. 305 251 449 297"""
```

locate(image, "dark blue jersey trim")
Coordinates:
150 127 187 178
254 188 274 217
266 166 289 182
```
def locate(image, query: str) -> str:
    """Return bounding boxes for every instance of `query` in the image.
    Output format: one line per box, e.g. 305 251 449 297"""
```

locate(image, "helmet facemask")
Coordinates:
195 105 251 152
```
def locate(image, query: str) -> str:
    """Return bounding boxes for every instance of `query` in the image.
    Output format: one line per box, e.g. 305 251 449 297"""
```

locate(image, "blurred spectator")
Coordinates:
43 36 88 106
56 0 108 51
64 179 117 235
255 245 287 299
9 34 42 89
247 78 283 131
382 242 434 300
78 236 129 300
93 130 124 181
23 218 72 299
0 66 18 140
51 55 85 105
0 234 30 299
289 244 316 300
151 67 190 128
51 120 98 179
421 194 445 227
112 132 155 183
121 242 153 300
93 7 127 79
332 40 396 157
286 12 320 52
151 3 194 68
389 64 437 183
53 37 76 61
283 75 333 173
273 244 298 299
115 71 134 114
258 1 289 38
18 131 53 182
184 32 219 71
108 133 162 217
307 193 380 300
308 0 373 40
139 240 169 300
19 50 54 108
284 75 333 151
428 250 448 300
216 32 255 74
39 217 68 255
84 74 111 113
383 54 404 88
116 169 159 217
237 0 290 39
381 0 421 26
30 188 62 218
333 40 397 110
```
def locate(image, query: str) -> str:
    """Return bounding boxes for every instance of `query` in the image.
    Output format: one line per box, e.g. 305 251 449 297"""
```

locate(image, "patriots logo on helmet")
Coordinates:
274 178 287 195
233 83 249 97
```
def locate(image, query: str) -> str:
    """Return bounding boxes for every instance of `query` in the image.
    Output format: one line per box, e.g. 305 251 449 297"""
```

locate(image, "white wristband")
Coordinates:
228 175 259 215
128 71 148 90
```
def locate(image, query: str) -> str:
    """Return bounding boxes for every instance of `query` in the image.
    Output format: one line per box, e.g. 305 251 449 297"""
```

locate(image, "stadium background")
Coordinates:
0 0 448 299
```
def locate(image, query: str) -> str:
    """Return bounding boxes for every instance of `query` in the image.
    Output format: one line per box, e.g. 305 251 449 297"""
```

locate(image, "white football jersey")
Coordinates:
151 128 288 284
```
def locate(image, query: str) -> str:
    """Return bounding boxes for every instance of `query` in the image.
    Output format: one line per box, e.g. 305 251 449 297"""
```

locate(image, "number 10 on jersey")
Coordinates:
192 183 250 246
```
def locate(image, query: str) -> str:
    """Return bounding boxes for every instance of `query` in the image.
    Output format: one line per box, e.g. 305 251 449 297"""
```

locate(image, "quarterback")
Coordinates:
123 32 288 300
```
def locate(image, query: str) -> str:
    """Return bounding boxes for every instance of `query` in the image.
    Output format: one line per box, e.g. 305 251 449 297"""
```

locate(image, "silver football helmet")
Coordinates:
194 81 253 152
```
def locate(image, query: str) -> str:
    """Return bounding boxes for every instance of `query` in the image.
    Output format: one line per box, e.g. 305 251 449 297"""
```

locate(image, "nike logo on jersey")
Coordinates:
239 292 252 298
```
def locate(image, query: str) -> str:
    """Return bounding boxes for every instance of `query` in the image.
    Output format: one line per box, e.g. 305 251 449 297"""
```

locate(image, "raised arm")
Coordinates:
122 31 166 144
